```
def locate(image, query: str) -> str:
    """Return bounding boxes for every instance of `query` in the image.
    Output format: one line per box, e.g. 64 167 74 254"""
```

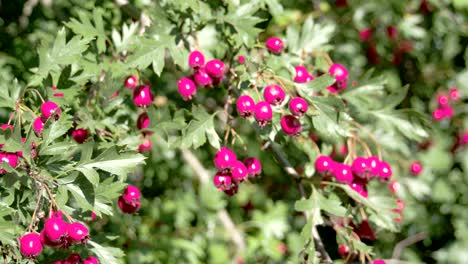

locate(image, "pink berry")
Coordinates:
437 94 449 107
329 63 349 82
236 95 255 118
124 75 137 89
338 244 349 256
265 37 284 54
40 230 63 249
44 217 68 242
332 163 353 184
0 153 18 171
254 101 273 127
367 156 381 177
83 256 99 264
294 66 312 83
231 160 248 182
33 117 45 135
378 161 392 181
178 77 197 100
349 182 368 198
133 86 153 107
432 108 445 121
65 253 82 264
280 115 302 135
263 85 285 105
237 56 245 64
213 147 237 171
389 181 400 194
314 155 334 174
213 172 232 191
351 157 369 178
205 59 225 78
91 212 97 221
193 68 213 87
289 97 308 117
326 86 338 93
372 260 386 264
138 137 152 153
41 101 61 120
386 26 398 39
122 185 141 205
449 87 461 101
71 128 89 144
67 222 89 243
188 50 205 69
410 161 423 175
137 112 152 135
19 233 42 258
442 106 454 119
243 157 262 177
359 28 373 42
118 196 141 214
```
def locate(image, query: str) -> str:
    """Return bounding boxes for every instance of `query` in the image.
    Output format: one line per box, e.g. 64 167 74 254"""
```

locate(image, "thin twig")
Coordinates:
27 188 44 232
392 232 427 259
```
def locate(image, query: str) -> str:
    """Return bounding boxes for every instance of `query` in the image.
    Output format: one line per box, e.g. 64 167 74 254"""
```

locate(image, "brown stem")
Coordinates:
392 232 427 259
27 188 44 232
350 121 382 159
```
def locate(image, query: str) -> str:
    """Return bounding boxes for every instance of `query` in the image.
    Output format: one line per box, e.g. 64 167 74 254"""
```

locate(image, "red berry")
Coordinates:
0 153 18 172
432 108 445 121
386 26 398 39
118 196 140 214
205 59 225 79
243 157 262 177
223 182 239 196
332 163 353 184
367 156 381 177
280 115 302 135
338 244 349 256
137 112 152 134
213 147 237 171
366 44 379 65
67 222 89 243
19 233 43 258
289 97 308 117
83 256 99 264
278 243 287 254
188 50 205 69
372 260 386 264
193 68 213 87
44 217 68 242
177 77 197 100
41 101 61 120
326 86 338 94
138 137 152 153
329 63 349 82
389 181 400 194
263 85 285 105
237 56 245 64
359 28 373 42
437 94 449 107
314 156 334 175
213 172 232 191
40 230 63 248
231 160 248 182
350 182 368 198
124 75 137 89
236 95 255 118
133 86 153 107
294 66 312 83
33 117 45 135
254 101 273 127
449 87 461 101
410 161 423 175
351 157 369 178
441 106 454 119
122 185 141 205
71 128 89 144
378 161 392 181
65 253 82 264
265 37 284 54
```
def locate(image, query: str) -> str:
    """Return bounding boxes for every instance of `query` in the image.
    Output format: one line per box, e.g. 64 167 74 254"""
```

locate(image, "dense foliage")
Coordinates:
0 0 466 263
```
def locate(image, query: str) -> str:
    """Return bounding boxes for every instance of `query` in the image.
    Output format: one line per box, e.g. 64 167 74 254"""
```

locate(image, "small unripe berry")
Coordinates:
124 75 137 89
389 181 400 194
71 128 89 144
329 63 349 82
332 163 353 184
231 160 248 182
263 85 285 105
449 87 461 101
351 157 369 178
243 157 262 177
19 233 43 258
213 147 237 171
193 68 213 87
314 155 334 174
205 59 225 78
67 222 89 243
265 37 284 54
41 101 61 120
378 161 392 181
236 95 255 118
133 86 153 107
280 115 302 135
289 97 308 117
118 196 140 214
294 66 312 83
437 94 449 107
0 124 13 131
188 50 205 69
177 77 197 100
83 256 100 264
44 217 68 242
395 199 405 212
410 161 423 175
254 101 273 127
213 172 232 191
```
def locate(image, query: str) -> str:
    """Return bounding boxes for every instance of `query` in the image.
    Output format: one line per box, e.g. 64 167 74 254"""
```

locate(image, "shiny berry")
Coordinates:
437 94 449 107
329 63 349 82
67 222 89 243
351 157 369 178
338 244 349 256
137 112 151 132
263 85 285 105
378 161 392 181
254 101 273 127
213 147 237 171
442 106 454 119
449 87 461 101
133 86 153 107
367 156 381 177
122 185 141 205
238 56 245 64
265 37 284 54
193 68 213 87
213 172 232 191
350 182 368 198
44 217 68 242
124 75 137 89
188 50 205 69
231 160 248 182
40 229 63 248
294 66 312 83
236 95 255 118
118 196 140 214
19 233 43 258
65 253 81 264
138 137 152 153
83 256 100 264
205 59 225 78
33 117 45 135
243 157 262 177
333 163 353 184
41 101 61 120
372 260 386 264
0 152 18 170
410 161 423 175
280 115 302 135
178 77 197 100
432 108 444 121
289 97 308 117
315 155 334 174
71 128 89 144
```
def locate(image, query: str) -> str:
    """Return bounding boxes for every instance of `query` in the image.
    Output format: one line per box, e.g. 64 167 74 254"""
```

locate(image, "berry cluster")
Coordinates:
54 253 99 264
118 185 141 214
432 88 461 121
33 101 62 135
212 147 261 196
177 50 227 100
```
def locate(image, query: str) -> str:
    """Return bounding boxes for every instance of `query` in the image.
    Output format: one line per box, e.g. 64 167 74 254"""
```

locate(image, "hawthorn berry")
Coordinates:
386 26 398 39
41 101 61 120
193 68 213 87
338 244 349 257
326 86 337 93
410 161 423 175
223 182 239 196
65 253 82 264
441 106 454 119
44 217 68 242
289 97 308 117
367 156 381 177
83 256 100 264
350 182 368 198
177 77 197 100
0 124 13 131
122 185 141 205
188 50 205 69
237 55 245 64
19 233 43 258
124 75 137 89
0 152 18 172
389 181 400 194
263 85 285 106
213 172 232 191
118 196 141 214
236 95 255 118
243 157 262 177
205 59 225 78
231 160 248 182
40 230 64 248
329 63 349 82
332 163 353 184
359 28 373 42
137 112 153 135
372 260 386 264
265 37 284 54
138 137 152 153
133 86 153 107
314 155 334 175
67 222 89 243
449 87 460 101
33 117 45 135
378 161 392 181
294 66 312 83
351 157 369 178
71 128 89 144
254 101 273 127
432 108 444 121
213 147 237 171
437 94 449 107
280 115 302 135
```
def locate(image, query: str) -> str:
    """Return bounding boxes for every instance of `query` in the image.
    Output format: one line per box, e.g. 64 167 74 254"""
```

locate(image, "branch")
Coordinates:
114 0 151 35
392 232 427 259
181 149 246 252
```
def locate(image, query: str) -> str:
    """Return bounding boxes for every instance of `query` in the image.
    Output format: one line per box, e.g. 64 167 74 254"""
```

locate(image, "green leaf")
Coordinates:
112 22 139 53
88 240 125 264
224 14 264 47
370 109 430 141
126 37 167 76
296 74 336 95
65 9 108 53
177 105 220 149
41 113 74 149
0 79 23 109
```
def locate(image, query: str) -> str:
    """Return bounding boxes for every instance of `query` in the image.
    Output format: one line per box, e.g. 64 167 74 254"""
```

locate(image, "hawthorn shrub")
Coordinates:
0 0 466 264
